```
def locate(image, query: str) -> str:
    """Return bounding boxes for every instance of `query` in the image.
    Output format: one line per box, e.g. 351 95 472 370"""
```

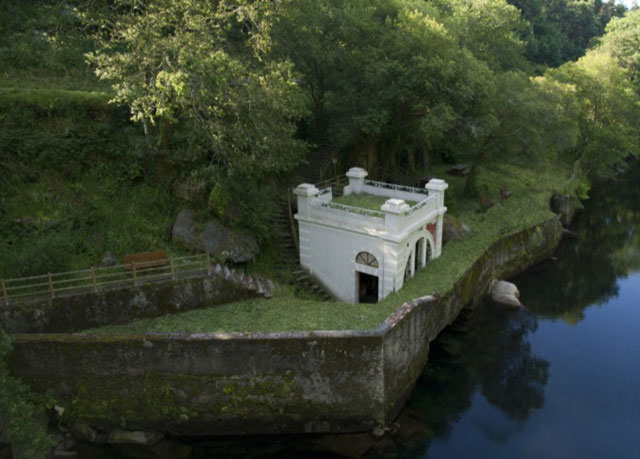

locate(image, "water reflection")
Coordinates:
388 305 549 457
516 163 640 324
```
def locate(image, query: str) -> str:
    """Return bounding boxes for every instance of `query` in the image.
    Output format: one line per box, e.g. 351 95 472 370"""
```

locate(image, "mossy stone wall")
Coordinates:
8 218 563 436
1 272 260 333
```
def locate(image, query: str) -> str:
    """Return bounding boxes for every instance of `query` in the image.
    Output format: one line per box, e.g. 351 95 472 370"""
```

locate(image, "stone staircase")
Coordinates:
273 191 333 301
210 262 275 299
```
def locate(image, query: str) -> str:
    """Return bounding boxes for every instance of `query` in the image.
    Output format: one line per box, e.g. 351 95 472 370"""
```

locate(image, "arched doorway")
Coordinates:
356 251 379 303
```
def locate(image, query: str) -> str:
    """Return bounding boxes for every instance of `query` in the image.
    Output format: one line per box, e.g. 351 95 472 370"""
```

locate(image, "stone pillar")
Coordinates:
346 167 368 195
381 198 409 234
426 178 448 207
294 183 320 217
293 184 320 271
435 211 445 257
426 179 448 258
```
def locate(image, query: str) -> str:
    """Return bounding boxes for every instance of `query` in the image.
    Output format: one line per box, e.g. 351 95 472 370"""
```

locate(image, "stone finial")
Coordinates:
293 183 320 197
346 167 368 179
425 178 448 193
381 198 410 215
345 167 368 194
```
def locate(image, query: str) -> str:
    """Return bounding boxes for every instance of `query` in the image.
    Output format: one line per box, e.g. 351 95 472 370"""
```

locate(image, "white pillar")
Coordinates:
346 167 368 194
382 198 409 234
426 179 448 258
294 183 320 217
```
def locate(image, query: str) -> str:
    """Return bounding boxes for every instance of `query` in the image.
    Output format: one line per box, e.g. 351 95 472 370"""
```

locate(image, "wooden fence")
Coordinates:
1 253 216 305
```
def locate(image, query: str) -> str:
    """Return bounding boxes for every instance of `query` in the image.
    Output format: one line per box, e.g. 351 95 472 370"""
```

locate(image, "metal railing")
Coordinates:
364 179 429 195
311 199 385 218
1 253 216 305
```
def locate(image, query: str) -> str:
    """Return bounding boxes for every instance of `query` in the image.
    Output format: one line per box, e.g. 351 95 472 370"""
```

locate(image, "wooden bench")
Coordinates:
123 250 168 271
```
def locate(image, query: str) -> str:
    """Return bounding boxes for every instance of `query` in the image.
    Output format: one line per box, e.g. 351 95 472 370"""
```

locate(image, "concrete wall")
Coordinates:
7 218 563 437
1 269 270 334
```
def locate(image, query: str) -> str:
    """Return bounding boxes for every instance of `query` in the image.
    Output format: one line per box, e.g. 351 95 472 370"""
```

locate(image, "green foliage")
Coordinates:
547 47 640 180
507 0 627 67
87 0 309 181
270 0 492 173
0 0 105 90
600 9 640 93
0 328 56 458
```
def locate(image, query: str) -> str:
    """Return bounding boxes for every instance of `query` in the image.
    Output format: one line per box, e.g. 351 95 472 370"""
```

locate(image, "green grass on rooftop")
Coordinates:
333 193 416 211
85 158 569 335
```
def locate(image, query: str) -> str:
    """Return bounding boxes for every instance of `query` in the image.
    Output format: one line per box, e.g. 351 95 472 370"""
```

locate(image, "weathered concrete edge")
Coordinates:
9 217 563 436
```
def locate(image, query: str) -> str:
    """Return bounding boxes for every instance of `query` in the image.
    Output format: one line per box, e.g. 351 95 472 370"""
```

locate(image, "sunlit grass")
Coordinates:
85 159 569 334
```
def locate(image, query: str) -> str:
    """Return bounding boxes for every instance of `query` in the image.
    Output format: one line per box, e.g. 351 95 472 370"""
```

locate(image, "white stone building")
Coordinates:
294 167 448 304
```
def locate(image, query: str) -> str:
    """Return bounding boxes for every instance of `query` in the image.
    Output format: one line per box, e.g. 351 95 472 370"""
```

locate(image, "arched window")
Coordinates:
426 241 432 262
356 251 378 268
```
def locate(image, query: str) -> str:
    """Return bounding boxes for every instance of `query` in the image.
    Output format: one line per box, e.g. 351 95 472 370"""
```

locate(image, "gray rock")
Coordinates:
490 280 523 308
107 430 164 446
442 214 471 244
550 193 584 226
172 210 259 263
99 251 117 268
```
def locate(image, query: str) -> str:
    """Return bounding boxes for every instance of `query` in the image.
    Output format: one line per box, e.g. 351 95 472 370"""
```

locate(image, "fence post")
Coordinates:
170 257 175 281
92 267 97 292
132 261 137 286
206 252 212 275
48 273 55 299
1 279 7 305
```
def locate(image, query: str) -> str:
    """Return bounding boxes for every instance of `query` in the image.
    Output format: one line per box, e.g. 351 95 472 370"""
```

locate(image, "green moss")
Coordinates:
333 193 417 211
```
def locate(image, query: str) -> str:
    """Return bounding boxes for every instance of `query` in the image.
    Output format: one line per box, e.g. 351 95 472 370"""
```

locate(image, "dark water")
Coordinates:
71 164 640 458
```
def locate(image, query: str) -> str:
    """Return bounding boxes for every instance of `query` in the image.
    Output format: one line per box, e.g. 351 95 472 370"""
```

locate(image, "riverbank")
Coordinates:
8 215 563 440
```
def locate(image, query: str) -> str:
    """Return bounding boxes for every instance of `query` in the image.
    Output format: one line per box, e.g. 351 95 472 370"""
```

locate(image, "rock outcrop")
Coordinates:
172 209 259 263
550 193 584 226
442 214 471 244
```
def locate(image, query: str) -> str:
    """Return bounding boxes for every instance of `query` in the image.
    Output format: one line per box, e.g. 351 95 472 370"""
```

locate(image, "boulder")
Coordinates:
172 210 259 263
442 214 471 244
107 430 164 447
490 280 523 308
550 193 584 226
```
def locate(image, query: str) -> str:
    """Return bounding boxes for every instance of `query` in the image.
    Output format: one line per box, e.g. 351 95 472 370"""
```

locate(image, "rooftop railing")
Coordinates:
364 180 429 195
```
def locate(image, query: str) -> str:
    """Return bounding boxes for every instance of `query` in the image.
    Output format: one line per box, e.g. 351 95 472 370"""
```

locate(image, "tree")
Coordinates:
270 0 492 175
87 0 308 181
462 71 578 195
599 8 640 94
548 47 640 184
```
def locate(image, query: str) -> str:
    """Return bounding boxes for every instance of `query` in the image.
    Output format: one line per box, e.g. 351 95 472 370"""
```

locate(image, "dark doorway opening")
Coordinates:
358 272 378 304
415 238 423 272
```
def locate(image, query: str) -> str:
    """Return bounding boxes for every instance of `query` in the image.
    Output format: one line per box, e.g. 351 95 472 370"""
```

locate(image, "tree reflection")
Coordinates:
515 162 640 324
383 305 549 456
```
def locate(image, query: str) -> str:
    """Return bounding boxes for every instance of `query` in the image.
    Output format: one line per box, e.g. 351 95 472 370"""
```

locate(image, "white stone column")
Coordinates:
425 178 448 208
294 183 320 217
435 212 445 258
293 184 320 271
346 167 368 195
382 198 409 234
426 179 448 258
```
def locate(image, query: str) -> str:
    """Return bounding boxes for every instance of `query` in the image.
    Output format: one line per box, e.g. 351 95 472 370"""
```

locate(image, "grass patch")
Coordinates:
333 193 417 211
85 159 569 334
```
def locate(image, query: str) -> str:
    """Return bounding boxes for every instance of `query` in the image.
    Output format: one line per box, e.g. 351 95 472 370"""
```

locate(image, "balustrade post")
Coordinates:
48 273 55 298
92 267 97 292
1 279 7 305
132 261 137 286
